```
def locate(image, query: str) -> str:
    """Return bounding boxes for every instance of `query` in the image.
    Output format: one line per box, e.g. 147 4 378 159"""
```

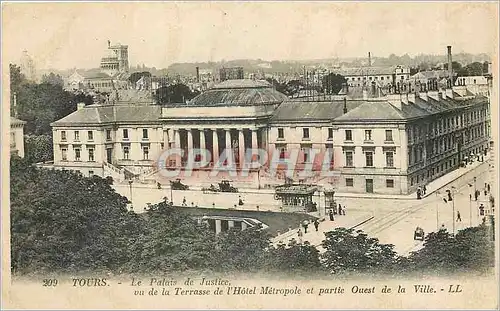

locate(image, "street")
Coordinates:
112 159 495 255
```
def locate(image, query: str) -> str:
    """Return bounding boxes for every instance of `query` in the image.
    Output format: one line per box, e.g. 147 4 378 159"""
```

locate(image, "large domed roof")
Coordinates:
188 79 288 107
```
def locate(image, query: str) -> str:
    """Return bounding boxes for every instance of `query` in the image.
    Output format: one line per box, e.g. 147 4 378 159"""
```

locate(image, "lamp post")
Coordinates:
451 186 456 234
170 183 174 205
435 190 440 230
128 179 133 209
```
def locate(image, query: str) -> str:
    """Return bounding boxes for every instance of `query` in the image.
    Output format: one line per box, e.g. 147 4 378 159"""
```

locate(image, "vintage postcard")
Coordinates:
1 1 499 309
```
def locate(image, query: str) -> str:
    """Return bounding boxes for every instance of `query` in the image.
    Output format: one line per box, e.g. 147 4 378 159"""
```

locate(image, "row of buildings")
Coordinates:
49 60 492 195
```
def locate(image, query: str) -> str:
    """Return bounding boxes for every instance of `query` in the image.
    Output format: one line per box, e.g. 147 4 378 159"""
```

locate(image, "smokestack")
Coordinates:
368 52 372 67
196 66 200 83
447 45 453 83
343 97 347 114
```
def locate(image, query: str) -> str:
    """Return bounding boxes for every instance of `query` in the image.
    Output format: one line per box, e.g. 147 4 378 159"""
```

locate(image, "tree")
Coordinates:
156 83 200 104
16 82 77 135
456 62 487 76
10 157 140 274
24 134 53 164
124 203 215 273
267 240 322 273
41 72 64 86
265 78 287 94
408 226 495 273
212 227 271 273
321 228 398 274
322 73 347 95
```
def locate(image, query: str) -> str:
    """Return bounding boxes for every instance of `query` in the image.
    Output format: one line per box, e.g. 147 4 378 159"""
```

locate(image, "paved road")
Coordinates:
113 160 495 255
356 161 495 255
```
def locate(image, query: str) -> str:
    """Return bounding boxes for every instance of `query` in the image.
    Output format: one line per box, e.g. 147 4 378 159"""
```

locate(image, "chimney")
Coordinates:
408 93 416 103
12 92 18 118
368 52 372 67
196 66 200 83
401 93 408 105
419 92 428 101
447 45 453 82
387 93 402 110
343 97 347 114
77 102 86 110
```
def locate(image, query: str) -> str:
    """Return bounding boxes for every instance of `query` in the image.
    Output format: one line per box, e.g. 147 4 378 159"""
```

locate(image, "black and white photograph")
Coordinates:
2 1 498 309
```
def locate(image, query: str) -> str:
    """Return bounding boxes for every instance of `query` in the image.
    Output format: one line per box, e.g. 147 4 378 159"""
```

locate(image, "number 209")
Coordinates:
42 279 58 287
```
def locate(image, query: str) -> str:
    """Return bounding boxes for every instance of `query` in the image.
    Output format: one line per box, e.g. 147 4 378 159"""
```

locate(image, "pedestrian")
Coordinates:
297 229 303 244
212 202 215 208
314 219 319 232
475 190 479 201
338 204 342 216
456 211 462 222
182 197 187 206
329 209 334 221
302 219 309 234
423 185 427 195
342 205 346 216
484 189 487 196
256 205 260 211
487 183 491 193
469 193 472 201
479 204 485 216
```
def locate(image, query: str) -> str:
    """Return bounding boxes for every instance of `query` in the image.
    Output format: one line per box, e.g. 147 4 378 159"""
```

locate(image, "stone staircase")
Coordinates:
102 161 126 182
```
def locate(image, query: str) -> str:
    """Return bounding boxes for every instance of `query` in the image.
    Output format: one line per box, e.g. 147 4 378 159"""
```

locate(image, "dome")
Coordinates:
188 79 288 107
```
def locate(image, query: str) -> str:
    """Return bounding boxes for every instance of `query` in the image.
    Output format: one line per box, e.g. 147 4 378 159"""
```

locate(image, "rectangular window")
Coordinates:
277 128 284 139
106 129 112 140
88 148 94 161
123 146 130 159
345 130 352 141
61 148 67 161
74 131 80 141
346 178 354 187
143 146 149 160
303 128 309 139
277 145 287 159
385 130 393 141
123 129 129 139
328 128 333 139
386 152 394 167
88 131 93 141
143 129 149 139
345 151 353 167
386 179 394 188
75 148 81 161
365 130 372 141
61 131 67 141
365 151 373 167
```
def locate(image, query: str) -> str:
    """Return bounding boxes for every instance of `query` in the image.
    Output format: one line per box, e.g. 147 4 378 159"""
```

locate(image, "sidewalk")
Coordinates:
117 156 491 201
334 156 491 200
272 210 374 248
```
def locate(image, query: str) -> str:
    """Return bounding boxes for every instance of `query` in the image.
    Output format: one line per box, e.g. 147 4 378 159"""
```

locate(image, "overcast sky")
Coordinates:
2 2 498 70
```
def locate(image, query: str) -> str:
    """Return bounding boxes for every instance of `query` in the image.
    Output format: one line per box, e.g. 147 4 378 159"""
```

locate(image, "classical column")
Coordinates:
200 130 206 163
215 219 222 234
251 129 258 149
212 129 219 165
238 129 245 168
174 129 181 166
225 129 231 151
251 129 258 162
187 129 193 151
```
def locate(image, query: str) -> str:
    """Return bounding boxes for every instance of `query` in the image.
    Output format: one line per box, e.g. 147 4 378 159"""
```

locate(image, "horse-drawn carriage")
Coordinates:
413 227 425 241
201 180 239 193
170 179 189 190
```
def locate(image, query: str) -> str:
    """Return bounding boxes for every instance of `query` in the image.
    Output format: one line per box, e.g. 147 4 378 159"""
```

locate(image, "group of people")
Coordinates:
296 218 320 243
416 185 427 199
327 203 346 221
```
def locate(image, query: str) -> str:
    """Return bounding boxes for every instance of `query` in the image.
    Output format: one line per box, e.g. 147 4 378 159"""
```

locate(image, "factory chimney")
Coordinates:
343 97 348 114
368 52 372 67
196 66 200 83
447 46 453 83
